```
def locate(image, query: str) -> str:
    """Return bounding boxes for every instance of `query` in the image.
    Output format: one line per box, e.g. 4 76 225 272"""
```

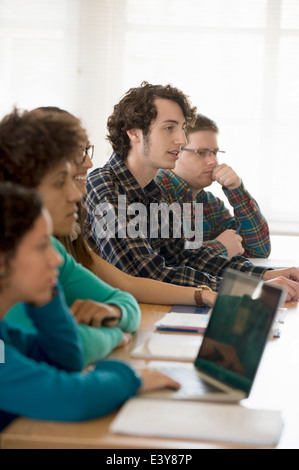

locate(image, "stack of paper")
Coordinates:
131 334 202 361
170 305 211 315
110 398 283 446
155 312 210 333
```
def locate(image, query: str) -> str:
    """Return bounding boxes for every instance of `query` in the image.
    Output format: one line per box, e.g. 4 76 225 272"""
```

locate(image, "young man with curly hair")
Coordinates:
84 82 299 301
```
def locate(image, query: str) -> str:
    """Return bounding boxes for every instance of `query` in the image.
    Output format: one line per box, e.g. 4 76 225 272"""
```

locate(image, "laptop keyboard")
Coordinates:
152 364 225 397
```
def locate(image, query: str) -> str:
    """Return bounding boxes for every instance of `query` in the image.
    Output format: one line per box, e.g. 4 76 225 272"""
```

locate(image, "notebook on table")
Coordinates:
142 268 287 403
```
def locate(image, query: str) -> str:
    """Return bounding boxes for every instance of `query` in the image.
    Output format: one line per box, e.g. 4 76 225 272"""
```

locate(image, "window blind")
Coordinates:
1 0 298 232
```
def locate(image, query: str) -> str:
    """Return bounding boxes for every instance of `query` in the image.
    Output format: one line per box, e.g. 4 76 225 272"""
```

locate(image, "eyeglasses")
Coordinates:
76 145 94 164
180 146 225 158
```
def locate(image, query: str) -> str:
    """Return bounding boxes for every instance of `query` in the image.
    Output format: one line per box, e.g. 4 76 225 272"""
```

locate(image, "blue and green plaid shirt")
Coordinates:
156 169 271 259
83 153 270 291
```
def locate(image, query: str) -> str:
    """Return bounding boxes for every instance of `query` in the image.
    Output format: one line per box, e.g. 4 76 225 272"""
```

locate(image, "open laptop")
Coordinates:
144 268 287 402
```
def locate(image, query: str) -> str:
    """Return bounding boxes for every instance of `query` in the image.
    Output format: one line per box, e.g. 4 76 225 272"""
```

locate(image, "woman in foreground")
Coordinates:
0 182 179 431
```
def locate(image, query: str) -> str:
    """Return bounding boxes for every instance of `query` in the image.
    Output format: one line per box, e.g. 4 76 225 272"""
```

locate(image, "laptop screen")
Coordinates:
217 267 262 297
195 271 285 394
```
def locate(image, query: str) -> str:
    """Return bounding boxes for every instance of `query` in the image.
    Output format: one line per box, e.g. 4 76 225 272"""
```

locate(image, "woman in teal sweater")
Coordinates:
1 108 140 365
0 182 178 431
5 237 140 365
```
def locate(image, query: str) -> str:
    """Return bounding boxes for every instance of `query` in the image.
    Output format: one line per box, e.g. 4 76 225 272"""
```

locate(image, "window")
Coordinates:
1 0 299 233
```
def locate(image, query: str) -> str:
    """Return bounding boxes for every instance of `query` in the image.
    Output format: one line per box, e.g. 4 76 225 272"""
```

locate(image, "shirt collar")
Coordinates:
159 169 207 202
109 152 162 203
165 170 194 200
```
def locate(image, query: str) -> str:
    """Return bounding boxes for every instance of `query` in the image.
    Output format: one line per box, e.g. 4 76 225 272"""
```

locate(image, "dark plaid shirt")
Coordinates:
156 169 271 259
83 153 269 291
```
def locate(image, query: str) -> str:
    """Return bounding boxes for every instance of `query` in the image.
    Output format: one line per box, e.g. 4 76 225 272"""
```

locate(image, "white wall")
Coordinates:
1 0 299 234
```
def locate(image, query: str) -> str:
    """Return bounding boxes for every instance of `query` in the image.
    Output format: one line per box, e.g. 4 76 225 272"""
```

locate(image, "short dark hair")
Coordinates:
0 182 43 288
107 81 197 160
186 113 219 136
36 106 68 114
0 107 88 188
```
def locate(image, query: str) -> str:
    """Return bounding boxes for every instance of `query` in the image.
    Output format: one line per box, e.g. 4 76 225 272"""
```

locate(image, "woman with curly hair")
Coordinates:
0 107 141 365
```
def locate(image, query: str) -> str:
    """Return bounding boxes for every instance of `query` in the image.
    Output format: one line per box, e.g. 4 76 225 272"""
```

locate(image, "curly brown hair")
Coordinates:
0 182 43 288
35 107 95 272
56 204 94 272
0 107 88 188
107 81 197 160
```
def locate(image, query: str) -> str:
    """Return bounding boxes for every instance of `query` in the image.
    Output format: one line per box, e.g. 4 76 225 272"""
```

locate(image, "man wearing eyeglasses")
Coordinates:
156 113 271 259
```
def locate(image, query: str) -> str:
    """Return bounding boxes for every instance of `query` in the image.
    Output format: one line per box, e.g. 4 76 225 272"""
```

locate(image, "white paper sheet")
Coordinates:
155 312 210 332
131 334 202 361
110 398 283 446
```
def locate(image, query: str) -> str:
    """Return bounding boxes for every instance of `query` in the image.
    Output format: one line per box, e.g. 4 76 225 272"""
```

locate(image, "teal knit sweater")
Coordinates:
4 237 141 365
0 284 142 431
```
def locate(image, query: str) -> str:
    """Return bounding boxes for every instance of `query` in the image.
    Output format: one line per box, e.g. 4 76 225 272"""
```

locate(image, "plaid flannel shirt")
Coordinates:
83 153 270 291
156 169 271 258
